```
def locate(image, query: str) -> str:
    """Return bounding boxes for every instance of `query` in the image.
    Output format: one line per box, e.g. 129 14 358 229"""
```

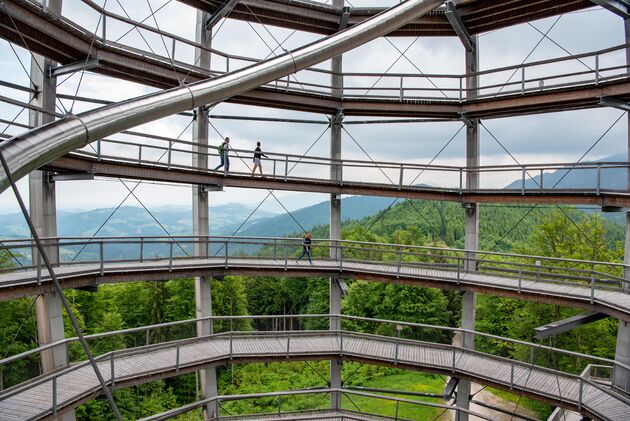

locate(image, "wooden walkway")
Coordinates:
0 333 627 421
48 154 630 208
1 258 630 320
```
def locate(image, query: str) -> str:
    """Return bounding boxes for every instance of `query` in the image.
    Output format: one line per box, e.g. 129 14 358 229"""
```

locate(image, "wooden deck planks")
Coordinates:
2 257 630 320
1 333 628 421
1 260 629 420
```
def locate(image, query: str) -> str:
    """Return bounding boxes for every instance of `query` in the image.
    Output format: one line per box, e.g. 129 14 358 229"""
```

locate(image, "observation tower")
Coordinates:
1 0 630 420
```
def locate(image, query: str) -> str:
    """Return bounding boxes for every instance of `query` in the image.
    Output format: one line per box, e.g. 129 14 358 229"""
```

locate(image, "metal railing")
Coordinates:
1 235 627 301
137 388 494 421
74 136 630 196
1 314 629 420
22 0 630 103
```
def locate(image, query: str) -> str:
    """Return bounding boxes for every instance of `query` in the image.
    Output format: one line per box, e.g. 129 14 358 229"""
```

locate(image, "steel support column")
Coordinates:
28 2 73 420
329 0 344 408
193 10 218 420
614 17 630 394
457 34 479 421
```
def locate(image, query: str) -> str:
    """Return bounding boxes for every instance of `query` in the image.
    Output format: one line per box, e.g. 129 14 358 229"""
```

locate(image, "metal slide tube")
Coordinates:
0 0 443 194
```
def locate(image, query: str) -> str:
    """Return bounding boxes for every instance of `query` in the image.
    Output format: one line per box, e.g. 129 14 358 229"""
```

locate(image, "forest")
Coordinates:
0 199 625 420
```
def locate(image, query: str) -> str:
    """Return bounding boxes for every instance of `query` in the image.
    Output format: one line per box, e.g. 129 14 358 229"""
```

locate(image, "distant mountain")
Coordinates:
0 204 277 239
0 196 393 262
0 196 393 240
503 153 627 191
259 193 330 213
234 196 394 238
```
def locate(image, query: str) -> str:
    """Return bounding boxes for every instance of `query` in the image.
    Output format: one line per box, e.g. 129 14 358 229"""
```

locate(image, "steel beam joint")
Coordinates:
205 0 240 29
49 59 100 78
445 1 475 52
50 172 94 182
202 184 223 192
331 110 344 125
600 96 630 111
335 279 348 296
339 7 351 30
459 113 474 128
535 312 607 339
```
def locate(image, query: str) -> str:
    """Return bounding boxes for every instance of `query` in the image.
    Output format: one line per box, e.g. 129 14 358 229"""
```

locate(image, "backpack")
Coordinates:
218 143 225 156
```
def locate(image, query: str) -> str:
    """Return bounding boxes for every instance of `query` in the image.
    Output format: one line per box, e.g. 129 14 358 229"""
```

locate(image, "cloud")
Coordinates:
0 3 628 215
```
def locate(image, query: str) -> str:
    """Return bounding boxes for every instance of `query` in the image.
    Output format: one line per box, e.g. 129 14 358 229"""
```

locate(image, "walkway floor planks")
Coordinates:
1 258 630 320
0 333 627 421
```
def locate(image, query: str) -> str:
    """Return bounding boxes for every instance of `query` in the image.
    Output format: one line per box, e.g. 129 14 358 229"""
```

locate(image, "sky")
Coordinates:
0 1 628 216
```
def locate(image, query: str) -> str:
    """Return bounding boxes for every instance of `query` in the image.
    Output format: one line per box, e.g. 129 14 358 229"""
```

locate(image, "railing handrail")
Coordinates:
1 234 626 269
24 0 630 98
136 387 497 421
59 0 630 81
3 327 630 419
1 313 628 372
81 135 630 173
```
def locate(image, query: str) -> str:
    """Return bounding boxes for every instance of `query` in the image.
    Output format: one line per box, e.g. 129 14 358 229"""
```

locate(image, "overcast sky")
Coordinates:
0 1 627 215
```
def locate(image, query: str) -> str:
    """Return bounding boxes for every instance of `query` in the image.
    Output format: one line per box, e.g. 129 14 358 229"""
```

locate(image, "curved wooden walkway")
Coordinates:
46 155 630 208
0 332 626 421
3 0 630 119
180 0 591 38
1 258 630 321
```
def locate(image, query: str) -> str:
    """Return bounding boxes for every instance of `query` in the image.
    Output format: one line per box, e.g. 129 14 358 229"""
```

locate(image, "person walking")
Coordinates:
252 141 268 176
297 232 313 264
214 137 230 174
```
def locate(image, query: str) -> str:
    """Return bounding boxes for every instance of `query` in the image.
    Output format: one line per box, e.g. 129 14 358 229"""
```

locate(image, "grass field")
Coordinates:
214 363 552 420
341 370 447 419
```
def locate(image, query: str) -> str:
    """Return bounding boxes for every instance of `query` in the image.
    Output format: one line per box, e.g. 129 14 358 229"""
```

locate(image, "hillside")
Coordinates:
0 196 393 240
0 204 277 238
313 200 626 252
235 195 393 237
504 152 627 191
1 191 624 421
